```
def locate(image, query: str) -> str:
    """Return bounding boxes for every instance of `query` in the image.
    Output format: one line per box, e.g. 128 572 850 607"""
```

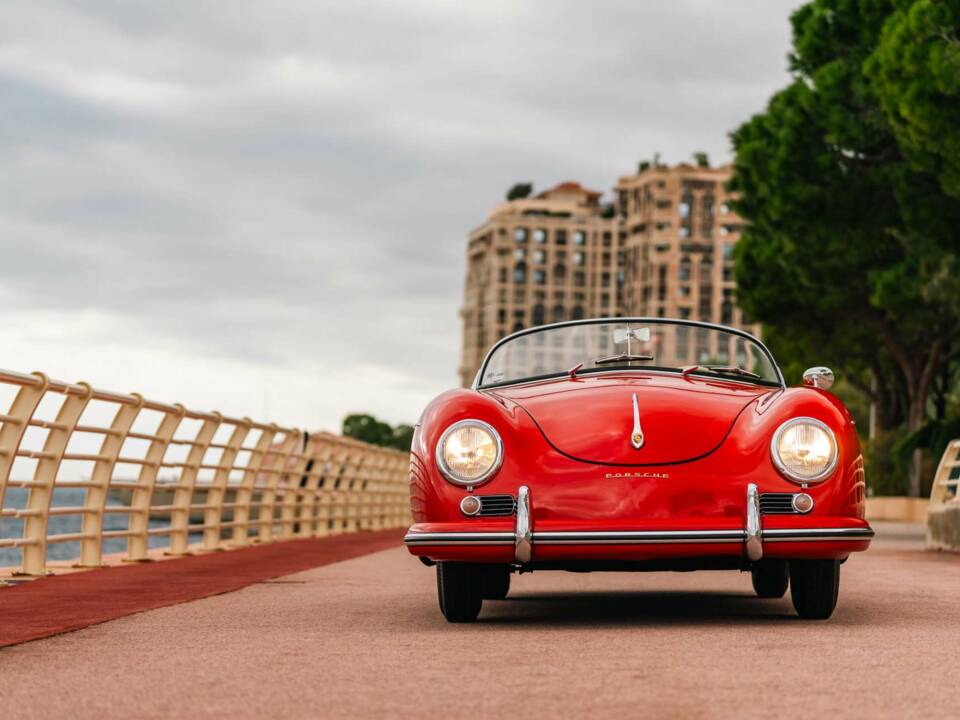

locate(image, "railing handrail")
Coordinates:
0 367 410 577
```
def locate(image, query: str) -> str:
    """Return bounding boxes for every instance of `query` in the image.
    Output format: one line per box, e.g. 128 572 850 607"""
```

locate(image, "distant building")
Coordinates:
459 182 621 387
615 163 759 368
458 164 758 387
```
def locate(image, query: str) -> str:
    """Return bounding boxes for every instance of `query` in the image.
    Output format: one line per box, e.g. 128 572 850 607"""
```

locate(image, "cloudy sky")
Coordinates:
0 1 800 432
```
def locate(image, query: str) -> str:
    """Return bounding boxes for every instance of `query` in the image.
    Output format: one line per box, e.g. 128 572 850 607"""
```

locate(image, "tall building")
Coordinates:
458 182 621 387
615 163 759 368
458 163 758 387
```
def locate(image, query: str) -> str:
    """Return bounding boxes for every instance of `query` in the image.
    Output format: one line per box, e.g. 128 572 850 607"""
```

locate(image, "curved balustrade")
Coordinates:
927 439 960 551
0 368 410 576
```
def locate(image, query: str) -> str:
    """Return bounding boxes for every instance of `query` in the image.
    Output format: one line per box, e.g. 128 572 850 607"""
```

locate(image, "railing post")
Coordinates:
126 404 185 561
231 425 278 546
0 373 48 543
77 393 144 567
168 414 221 556
257 430 299 543
279 434 311 539
202 420 251 552
20 380 92 576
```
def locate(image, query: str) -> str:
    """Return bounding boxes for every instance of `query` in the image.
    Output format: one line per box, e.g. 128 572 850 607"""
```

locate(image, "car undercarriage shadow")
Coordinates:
479 589 797 625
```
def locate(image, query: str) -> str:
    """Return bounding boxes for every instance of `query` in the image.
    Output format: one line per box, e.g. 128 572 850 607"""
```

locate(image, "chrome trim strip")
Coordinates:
534 530 744 544
514 485 532 562
630 392 645 450
745 482 763 561
763 527 874 542
404 526 874 546
403 532 514 546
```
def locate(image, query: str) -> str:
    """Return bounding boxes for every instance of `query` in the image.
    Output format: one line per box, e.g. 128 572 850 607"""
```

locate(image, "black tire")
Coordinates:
481 566 511 600
436 562 483 623
789 559 840 619
751 559 789 598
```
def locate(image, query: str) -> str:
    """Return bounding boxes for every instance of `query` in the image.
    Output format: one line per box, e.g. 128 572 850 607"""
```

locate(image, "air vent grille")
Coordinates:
759 492 798 515
477 494 516 517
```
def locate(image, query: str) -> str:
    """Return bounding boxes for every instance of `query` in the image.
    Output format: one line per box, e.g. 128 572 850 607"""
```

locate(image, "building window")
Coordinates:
602 252 611 266
601 272 611 287
532 304 545 325
499 267 508 283
679 226 690 239
721 301 734 325
533 249 546 264
573 230 586 245
514 227 528 243
554 263 567 282
572 306 585 320
602 232 612 247
552 304 565 322
572 252 585 266
720 226 729 237
723 266 734 282
678 256 691 281
498 309 506 323
514 247 526 260
678 286 691 298
534 269 546 285
574 271 585 287
556 229 567 245
533 228 547 243
513 261 527 283
720 203 730 214
722 242 735 260
678 202 691 219
678 307 691 319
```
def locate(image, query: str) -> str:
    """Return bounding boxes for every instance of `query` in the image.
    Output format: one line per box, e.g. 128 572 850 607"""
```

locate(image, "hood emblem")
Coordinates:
631 392 644 449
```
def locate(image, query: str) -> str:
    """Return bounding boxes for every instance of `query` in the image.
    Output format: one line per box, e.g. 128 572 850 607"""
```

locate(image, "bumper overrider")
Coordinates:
404 483 875 563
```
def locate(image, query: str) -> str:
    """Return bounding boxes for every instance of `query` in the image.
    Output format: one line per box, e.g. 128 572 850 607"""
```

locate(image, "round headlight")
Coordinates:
436 419 503 486
771 417 838 484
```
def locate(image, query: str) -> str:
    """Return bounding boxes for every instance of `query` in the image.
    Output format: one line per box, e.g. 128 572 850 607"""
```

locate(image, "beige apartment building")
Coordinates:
458 164 758 387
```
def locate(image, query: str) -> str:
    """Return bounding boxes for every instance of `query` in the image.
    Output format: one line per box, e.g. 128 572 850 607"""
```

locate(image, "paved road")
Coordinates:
1 523 957 719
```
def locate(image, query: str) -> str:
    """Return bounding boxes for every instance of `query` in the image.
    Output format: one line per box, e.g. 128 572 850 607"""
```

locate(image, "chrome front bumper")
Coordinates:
403 483 875 563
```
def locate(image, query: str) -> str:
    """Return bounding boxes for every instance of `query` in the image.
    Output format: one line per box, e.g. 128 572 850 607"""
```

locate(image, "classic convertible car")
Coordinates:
405 319 873 622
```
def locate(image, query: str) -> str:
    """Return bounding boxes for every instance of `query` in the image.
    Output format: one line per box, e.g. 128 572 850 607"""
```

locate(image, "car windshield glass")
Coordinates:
478 320 780 387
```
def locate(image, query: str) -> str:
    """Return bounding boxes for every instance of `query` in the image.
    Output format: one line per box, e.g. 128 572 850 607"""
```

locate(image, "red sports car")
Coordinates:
405 319 872 622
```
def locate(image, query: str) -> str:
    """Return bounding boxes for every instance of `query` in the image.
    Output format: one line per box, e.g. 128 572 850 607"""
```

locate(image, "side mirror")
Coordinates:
803 366 834 390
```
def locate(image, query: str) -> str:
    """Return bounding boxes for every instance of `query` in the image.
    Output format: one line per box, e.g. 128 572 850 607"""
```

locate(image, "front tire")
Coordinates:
436 562 483 622
751 559 789 598
789 559 840 619
481 566 511 600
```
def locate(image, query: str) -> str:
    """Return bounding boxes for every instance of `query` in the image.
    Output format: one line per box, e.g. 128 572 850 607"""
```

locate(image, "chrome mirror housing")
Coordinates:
803 366 834 390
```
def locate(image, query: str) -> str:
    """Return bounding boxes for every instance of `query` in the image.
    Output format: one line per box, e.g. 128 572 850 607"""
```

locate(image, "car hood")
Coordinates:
489 372 768 465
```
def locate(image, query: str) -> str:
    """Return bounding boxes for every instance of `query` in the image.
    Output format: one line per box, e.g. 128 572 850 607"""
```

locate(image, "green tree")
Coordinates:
693 151 710 168
637 160 651 173
729 0 960 496
342 413 414 451
506 182 533 201
867 0 960 198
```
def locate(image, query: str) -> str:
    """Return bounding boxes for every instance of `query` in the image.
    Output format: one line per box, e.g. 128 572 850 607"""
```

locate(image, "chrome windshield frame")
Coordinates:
473 317 786 390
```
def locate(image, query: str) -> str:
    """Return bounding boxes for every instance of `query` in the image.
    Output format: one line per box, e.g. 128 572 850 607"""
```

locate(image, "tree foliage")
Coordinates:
506 182 533 201
342 413 414 451
729 0 960 495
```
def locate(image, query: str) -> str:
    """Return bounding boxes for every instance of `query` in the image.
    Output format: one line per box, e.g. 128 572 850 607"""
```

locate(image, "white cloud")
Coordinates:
0 0 801 434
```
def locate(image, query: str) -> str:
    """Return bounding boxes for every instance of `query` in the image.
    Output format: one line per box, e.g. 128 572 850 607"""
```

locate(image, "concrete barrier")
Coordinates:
865 497 929 523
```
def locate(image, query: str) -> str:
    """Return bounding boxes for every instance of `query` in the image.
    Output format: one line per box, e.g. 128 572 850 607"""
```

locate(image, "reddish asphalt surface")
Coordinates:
1 522 957 719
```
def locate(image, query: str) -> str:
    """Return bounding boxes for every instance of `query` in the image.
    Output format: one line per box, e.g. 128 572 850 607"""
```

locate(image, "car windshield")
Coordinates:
478 319 781 388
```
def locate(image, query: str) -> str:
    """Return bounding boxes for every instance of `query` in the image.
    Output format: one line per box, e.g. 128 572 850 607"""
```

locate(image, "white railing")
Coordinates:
927 439 960 551
0 368 410 576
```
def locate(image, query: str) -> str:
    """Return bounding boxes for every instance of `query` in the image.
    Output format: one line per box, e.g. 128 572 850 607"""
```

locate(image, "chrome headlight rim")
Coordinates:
770 416 839 484
435 419 504 487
